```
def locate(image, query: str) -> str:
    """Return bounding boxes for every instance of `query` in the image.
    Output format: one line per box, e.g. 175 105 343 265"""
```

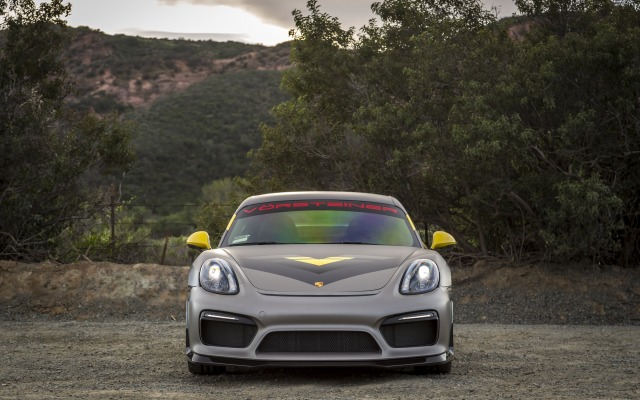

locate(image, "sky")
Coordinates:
56 0 519 46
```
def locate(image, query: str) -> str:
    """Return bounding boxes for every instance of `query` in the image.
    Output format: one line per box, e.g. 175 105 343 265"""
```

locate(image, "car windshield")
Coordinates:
222 200 420 247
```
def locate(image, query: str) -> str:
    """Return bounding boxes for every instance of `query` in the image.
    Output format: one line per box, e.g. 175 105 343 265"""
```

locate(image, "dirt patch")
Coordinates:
452 260 640 325
1 260 639 324
0 261 188 321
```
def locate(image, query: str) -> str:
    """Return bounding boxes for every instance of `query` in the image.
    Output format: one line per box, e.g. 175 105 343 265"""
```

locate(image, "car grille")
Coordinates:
257 331 381 353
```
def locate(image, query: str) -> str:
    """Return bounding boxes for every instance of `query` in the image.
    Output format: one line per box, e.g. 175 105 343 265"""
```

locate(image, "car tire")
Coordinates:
187 362 226 375
414 323 453 374
434 360 452 374
413 360 452 375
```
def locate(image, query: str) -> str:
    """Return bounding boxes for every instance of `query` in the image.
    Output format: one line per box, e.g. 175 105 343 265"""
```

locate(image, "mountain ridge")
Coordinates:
58 27 291 218
65 26 292 112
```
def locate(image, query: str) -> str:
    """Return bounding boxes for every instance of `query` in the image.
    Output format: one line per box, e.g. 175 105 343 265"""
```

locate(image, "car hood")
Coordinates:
221 244 421 294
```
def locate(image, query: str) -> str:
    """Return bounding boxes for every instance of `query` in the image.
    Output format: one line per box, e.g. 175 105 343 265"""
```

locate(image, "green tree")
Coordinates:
252 0 640 265
0 0 135 260
252 0 363 193
505 0 639 263
252 0 498 249
195 177 249 244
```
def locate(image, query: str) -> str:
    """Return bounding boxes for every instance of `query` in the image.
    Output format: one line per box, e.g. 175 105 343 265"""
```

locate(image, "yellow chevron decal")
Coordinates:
286 256 354 266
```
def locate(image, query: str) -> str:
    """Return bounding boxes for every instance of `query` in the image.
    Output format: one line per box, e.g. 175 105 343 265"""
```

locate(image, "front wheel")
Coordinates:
414 324 454 374
413 360 452 375
186 328 226 375
434 360 452 374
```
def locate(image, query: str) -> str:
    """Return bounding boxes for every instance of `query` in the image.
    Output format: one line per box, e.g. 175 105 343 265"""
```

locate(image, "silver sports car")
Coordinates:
185 191 456 374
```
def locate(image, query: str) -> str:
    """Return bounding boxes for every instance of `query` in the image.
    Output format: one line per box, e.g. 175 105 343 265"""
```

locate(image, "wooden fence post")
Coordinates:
110 184 116 259
160 236 169 265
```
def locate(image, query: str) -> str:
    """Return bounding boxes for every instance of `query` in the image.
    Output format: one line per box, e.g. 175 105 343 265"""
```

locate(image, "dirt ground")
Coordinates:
1 260 639 399
0 322 637 399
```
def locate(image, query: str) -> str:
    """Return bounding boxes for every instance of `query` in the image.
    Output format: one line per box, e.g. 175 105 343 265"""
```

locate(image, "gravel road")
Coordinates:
1 322 638 399
1 261 639 398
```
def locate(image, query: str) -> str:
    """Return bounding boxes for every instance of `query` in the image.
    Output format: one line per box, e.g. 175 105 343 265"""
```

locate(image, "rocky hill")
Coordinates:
65 27 291 113
60 28 291 214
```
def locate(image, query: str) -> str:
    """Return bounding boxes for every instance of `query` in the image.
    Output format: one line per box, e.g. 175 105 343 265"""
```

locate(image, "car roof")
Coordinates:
237 191 406 212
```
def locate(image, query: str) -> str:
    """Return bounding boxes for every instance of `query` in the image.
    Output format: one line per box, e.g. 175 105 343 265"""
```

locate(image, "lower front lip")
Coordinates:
187 286 453 363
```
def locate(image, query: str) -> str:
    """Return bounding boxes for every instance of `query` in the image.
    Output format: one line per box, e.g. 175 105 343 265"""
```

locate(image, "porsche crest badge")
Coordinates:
314 282 324 288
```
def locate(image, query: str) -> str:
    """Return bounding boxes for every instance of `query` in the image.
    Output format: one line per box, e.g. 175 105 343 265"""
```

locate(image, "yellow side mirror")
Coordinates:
187 231 212 250
431 231 456 250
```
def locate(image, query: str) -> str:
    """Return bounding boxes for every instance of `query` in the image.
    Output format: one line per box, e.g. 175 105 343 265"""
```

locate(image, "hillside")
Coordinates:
126 69 288 207
66 27 291 112
64 28 291 213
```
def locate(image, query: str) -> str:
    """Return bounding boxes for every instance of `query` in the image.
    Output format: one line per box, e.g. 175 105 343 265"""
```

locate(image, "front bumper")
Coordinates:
186 286 454 369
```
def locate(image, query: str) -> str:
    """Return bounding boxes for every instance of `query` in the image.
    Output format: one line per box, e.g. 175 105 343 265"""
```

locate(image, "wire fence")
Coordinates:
82 199 205 266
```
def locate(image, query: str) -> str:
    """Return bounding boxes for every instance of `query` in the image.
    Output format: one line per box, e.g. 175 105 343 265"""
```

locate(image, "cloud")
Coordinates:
483 0 519 16
158 0 376 30
158 0 519 31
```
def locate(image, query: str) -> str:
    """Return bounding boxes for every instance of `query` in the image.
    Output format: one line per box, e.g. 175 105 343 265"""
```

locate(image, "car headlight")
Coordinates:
400 259 440 295
199 258 239 295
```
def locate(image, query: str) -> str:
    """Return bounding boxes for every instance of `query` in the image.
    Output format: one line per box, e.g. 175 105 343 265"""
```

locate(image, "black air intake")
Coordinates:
380 312 439 347
200 311 257 348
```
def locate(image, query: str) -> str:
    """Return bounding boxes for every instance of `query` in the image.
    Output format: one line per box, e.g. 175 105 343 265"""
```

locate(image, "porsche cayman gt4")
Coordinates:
185 191 456 374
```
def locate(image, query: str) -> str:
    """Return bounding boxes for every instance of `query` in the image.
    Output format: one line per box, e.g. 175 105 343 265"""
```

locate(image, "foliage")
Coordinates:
0 0 135 261
251 0 640 265
70 203 151 262
195 177 250 244
124 70 287 208
69 203 194 265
